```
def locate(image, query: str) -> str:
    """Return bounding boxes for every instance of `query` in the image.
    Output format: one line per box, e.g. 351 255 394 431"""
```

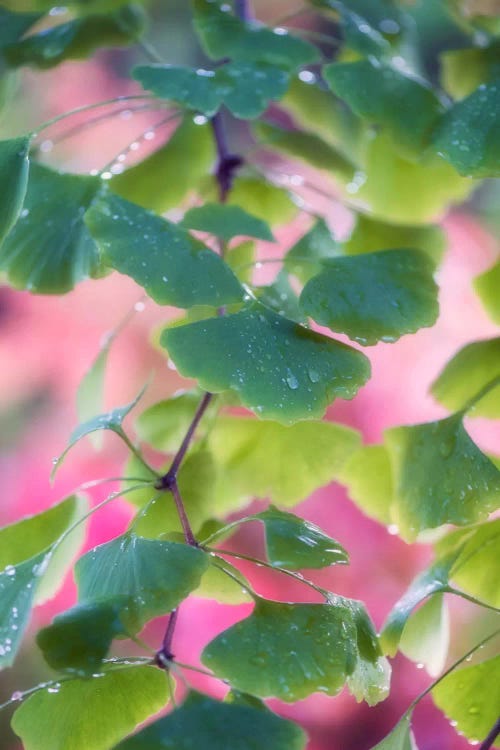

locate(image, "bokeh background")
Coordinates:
0 1 499 748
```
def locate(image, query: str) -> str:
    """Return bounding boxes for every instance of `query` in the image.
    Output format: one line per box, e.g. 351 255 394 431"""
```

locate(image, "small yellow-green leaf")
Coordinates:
337 444 393 525
474 261 500 323
399 594 449 677
370 715 418 750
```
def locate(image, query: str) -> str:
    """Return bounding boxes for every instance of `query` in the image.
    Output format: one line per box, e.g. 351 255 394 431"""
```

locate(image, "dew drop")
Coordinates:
11 691 23 702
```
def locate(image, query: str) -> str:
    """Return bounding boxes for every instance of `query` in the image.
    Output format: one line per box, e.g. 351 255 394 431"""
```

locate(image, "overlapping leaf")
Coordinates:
85 192 244 307
399 594 449 676
136 391 208 453
0 136 30 245
285 218 341 284
300 249 439 345
162 301 371 424
256 270 307 324
337 444 393 525
370 715 417 750
474 261 500 323
227 177 297 225
181 203 275 242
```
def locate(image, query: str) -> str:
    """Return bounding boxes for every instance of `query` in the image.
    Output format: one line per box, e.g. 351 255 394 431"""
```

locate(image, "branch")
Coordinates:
234 0 253 22
155 608 179 667
480 716 500 750
211 113 244 202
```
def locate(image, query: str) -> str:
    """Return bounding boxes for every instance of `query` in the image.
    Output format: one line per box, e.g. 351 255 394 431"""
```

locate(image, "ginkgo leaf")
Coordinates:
300 250 439 345
474 261 500 323
0 136 30 245
285 218 342 284
227 177 297 225
194 557 252 605
85 192 245 307
256 270 307 324
399 594 450 677
0 8 41 51
337 444 393 525
370 715 418 750
0 162 104 293
161 301 370 424
385 414 500 540
181 203 274 242
76 345 110 449
11 666 170 750
135 391 208 453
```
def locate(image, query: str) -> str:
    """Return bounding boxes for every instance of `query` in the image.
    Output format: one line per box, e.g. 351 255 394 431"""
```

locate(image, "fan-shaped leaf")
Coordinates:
181 203 275 242
257 270 306 324
285 218 342 284
136 392 207 453
370 715 418 750
337 444 393 525
399 594 449 677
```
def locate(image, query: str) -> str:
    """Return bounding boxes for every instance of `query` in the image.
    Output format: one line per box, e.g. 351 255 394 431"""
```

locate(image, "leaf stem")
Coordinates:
461 374 500 415
445 586 500 614
234 0 253 22
479 716 500 750
211 112 245 203
171 480 197 546
117 428 160 477
33 95 157 136
155 608 179 667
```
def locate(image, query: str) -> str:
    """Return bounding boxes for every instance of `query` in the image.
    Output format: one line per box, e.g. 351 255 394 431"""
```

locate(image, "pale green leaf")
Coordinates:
474 261 500 323
337 444 393 525
347 655 391 707
76 345 109 449
440 44 500 100
181 203 275 242
0 136 30 245
285 218 342 284
225 240 255 283
227 177 297 226
399 594 450 677
136 391 207 453
194 558 252 605
370 715 418 750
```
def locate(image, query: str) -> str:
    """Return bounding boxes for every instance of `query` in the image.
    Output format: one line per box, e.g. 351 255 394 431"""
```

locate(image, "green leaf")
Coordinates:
161 301 371 424
370 715 418 750
111 117 215 214
112 690 306 750
344 214 446 266
255 506 348 569
255 122 356 180
285 218 342 284
133 62 290 120
0 162 104 293
385 414 500 540
432 654 500 746
324 59 443 157
0 136 30 245
76 533 209 633
0 8 41 50
344 599 391 706
431 337 500 418
225 240 255 284
399 594 449 677
227 177 297 226
300 250 439 346
136 391 207 453
208 415 361 507
440 43 500 100
474 261 500 323
4 6 146 69
337 444 393 525
202 599 358 701
181 203 275 242
52 386 146 480
256 270 307 324
194 558 252 605
85 192 245 307
76 345 110 449
313 0 404 41
36 601 126 675
11 666 170 750
193 0 319 69
432 80 500 177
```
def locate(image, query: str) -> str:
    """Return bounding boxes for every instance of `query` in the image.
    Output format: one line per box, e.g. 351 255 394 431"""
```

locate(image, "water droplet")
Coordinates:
387 524 399 535
11 691 23 701
4 565 16 577
20 208 30 218
40 139 53 153
134 301 146 312
286 370 299 390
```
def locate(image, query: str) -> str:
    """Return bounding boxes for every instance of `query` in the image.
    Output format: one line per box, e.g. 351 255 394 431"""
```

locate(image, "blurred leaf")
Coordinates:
162 301 371 424
440 42 500 99
181 203 275 242
227 177 297 225
0 8 41 50
112 690 306 749
136 391 206 453
133 62 290 120
202 599 358 701
385 414 500 540
86 192 244 307
0 162 104 293
225 240 255 283
399 594 449 676
11 666 169 750
257 270 307 324
370 715 418 750
76 533 209 633
111 117 215 214
345 214 446 265
431 337 500 418
474 261 500 323
432 654 500 746
312 0 404 39
432 79 500 177
76 345 109 449
337 444 393 525
285 218 341 284
0 136 30 245
300 249 439 345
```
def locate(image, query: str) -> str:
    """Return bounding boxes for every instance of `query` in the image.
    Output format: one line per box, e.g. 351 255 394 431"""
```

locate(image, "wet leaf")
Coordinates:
0 136 30 245
76 345 110 449
285 218 342 284
257 270 307 324
181 203 275 242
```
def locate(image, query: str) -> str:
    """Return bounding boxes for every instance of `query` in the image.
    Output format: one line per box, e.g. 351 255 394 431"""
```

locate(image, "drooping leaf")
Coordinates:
11 666 170 750
85 192 245 307
431 337 500 418
399 594 449 677
4 6 146 69
181 203 275 242
256 270 307 324
111 117 215 214
0 136 30 245
370 715 418 750
255 506 349 569
76 533 209 633
202 598 358 701
432 654 500 746
385 414 500 540
300 249 439 345
112 690 306 750
324 59 443 157
207 415 361 507
337 444 393 525
193 0 319 69
432 79 500 177
161 301 371 424
344 599 391 706
0 162 104 293
133 62 290 120
285 218 342 284
474 261 500 323
136 391 207 453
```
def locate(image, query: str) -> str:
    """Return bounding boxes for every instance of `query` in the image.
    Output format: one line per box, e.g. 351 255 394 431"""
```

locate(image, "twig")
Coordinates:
480 716 500 750
155 608 179 667
211 113 244 203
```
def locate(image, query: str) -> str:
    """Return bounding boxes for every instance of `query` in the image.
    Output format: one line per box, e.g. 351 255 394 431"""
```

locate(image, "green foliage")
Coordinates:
474 261 500 322
181 203 275 242
0 137 30 245
370 717 417 750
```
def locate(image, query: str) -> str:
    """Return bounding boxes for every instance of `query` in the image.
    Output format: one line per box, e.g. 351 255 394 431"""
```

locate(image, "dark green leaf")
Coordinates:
285 218 341 284
475 261 500 323
0 8 41 50
0 162 104 293
111 117 215 214
432 80 500 177
0 136 30 245
312 0 404 41
300 250 439 345
133 62 290 120
337 444 393 525
202 599 358 701
193 0 319 69
112 690 306 750
385 414 500 540
343 599 390 706
76 533 209 633
399 594 449 676
181 203 275 242
324 59 443 157
431 337 500 418
11 666 170 750
161 301 371 424
257 270 307 324
432 654 500 745
370 715 418 750
85 192 245 307
256 506 348 569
